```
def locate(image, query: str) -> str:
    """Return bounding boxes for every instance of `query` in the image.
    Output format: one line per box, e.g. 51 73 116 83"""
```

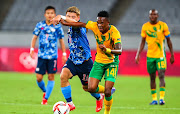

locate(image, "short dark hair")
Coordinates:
97 10 109 18
45 6 56 13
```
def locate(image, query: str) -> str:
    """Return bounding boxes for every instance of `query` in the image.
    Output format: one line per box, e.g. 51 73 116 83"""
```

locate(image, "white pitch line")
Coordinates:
1 103 180 110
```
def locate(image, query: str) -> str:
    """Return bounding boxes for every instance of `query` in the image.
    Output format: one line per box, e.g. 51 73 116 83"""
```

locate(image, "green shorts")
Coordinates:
89 61 119 82
147 57 167 74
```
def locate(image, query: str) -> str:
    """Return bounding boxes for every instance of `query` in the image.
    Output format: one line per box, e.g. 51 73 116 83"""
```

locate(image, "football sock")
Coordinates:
61 85 72 102
95 85 105 93
160 87 165 100
45 80 55 100
90 93 101 100
36 80 46 92
104 96 113 114
151 89 157 101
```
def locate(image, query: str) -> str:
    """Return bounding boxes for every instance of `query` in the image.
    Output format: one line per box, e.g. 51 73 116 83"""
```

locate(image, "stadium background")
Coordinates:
0 0 180 114
0 0 179 76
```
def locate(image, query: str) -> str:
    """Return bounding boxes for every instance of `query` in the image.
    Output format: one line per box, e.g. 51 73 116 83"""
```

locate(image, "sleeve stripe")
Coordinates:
165 34 170 38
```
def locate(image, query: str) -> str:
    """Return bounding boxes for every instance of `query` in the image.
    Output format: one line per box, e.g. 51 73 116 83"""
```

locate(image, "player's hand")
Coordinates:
62 55 67 65
59 19 66 25
30 50 34 59
170 55 174 64
99 44 106 52
51 15 61 26
135 55 140 64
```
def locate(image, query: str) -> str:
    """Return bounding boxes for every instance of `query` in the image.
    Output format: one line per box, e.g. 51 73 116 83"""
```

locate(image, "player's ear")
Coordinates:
77 15 80 21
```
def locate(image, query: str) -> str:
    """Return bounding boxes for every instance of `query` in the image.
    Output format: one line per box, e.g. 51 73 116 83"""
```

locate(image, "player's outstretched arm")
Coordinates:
135 37 146 64
166 37 174 64
60 19 86 28
30 35 38 59
51 15 77 26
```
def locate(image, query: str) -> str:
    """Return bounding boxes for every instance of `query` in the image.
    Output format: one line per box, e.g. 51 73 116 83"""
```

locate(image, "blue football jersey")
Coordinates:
67 27 91 65
33 20 64 59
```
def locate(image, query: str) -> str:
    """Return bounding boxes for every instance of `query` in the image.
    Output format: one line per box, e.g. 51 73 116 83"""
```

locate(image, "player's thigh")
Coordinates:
35 57 46 75
76 59 93 85
104 62 118 83
156 57 167 71
61 59 76 80
47 59 57 74
147 57 157 74
89 61 105 81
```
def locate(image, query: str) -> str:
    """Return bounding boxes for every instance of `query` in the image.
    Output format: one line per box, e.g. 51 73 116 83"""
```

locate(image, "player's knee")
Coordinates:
158 70 165 79
82 85 88 92
48 74 54 81
88 86 96 93
60 74 68 82
104 89 111 97
37 78 42 82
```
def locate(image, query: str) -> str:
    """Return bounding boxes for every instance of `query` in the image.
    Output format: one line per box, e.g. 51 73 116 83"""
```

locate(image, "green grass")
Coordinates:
0 72 180 114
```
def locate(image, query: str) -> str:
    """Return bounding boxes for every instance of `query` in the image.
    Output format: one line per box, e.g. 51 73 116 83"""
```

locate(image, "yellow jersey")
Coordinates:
141 21 170 58
86 21 121 63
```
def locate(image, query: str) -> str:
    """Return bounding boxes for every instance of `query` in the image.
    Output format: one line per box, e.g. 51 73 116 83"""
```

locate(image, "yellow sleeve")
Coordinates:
163 23 170 36
141 24 146 38
86 20 95 31
112 29 121 44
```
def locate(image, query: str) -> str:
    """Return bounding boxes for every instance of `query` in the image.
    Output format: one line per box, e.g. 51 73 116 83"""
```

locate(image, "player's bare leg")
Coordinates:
88 77 105 112
88 77 100 93
60 68 75 111
36 73 43 82
158 69 166 105
104 81 114 114
149 72 158 105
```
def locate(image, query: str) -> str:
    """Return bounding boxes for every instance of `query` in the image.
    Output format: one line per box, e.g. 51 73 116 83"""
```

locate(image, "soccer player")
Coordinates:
135 9 174 105
30 6 67 105
52 10 122 114
51 6 105 112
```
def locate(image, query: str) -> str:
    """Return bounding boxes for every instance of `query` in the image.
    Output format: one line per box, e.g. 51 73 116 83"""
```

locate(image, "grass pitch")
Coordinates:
0 72 180 114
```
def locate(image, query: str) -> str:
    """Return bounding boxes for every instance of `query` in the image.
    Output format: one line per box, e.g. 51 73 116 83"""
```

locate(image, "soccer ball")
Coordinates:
53 101 70 114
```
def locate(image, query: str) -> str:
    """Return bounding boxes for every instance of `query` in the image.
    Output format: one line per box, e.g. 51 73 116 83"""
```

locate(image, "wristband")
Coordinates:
30 47 34 51
61 15 66 20
63 52 67 56
106 48 111 54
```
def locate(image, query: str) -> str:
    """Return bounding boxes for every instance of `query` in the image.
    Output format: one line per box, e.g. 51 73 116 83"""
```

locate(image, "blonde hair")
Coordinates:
66 6 80 16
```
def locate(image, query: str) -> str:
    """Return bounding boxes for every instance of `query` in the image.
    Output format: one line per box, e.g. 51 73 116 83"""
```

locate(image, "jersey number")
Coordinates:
82 74 89 81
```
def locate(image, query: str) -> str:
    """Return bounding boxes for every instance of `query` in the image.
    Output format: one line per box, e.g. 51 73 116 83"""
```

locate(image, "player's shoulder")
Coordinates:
110 25 120 32
86 20 96 25
158 21 168 26
142 21 150 26
36 20 46 27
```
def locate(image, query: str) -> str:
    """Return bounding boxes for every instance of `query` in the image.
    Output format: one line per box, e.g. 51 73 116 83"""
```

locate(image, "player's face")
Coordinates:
97 17 110 33
44 9 56 21
149 11 158 23
66 12 80 22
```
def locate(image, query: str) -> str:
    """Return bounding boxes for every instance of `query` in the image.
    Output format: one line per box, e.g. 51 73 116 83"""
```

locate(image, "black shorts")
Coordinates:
63 58 93 85
35 57 57 75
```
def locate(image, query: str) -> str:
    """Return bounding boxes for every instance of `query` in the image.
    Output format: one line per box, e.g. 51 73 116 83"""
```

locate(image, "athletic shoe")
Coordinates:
68 103 76 111
111 87 116 95
96 94 104 112
149 100 158 105
41 98 47 105
159 99 165 105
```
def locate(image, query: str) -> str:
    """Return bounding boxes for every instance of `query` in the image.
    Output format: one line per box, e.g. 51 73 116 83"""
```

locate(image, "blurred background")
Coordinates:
0 0 180 75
